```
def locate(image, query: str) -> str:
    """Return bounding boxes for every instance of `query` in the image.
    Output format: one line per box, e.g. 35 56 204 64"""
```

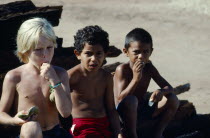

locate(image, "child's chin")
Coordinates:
87 67 98 72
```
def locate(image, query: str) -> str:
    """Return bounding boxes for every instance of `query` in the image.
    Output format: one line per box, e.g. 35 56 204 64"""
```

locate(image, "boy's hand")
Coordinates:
150 89 163 103
118 133 124 138
40 63 59 83
132 60 145 81
12 110 27 126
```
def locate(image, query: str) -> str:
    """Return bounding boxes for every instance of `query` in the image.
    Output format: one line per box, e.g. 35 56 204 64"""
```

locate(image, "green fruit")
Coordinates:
28 106 39 116
18 106 39 120
18 114 29 120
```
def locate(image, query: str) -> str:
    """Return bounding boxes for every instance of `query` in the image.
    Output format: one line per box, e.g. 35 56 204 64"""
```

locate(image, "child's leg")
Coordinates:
117 95 138 138
20 121 42 138
152 93 179 138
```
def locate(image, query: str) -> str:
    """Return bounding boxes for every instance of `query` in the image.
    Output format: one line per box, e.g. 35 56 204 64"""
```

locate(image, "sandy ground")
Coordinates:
1 0 210 114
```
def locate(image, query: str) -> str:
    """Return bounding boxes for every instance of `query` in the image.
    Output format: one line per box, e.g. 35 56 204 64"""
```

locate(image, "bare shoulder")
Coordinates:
4 65 25 84
67 65 81 84
53 65 68 78
67 65 80 76
115 62 130 77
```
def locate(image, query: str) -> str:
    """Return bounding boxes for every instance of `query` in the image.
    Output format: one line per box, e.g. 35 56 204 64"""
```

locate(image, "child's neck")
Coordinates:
26 63 41 75
80 64 99 77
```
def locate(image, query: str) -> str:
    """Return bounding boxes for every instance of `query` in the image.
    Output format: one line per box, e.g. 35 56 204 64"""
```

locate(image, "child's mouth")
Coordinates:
89 64 98 68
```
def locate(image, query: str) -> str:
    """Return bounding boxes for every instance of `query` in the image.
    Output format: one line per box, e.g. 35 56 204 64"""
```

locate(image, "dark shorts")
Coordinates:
137 93 157 121
43 125 72 138
17 125 73 138
116 93 157 123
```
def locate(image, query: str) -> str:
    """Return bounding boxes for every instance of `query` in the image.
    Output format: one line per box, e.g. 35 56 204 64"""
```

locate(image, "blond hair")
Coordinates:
16 18 57 63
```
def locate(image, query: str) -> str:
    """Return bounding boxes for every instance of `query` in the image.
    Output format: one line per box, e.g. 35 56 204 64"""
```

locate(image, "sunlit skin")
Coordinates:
68 43 123 138
0 35 71 132
114 41 179 138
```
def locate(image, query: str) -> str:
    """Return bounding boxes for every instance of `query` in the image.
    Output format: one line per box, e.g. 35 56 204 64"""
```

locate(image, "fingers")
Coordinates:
149 93 155 102
150 91 163 103
133 60 145 72
14 110 27 125
16 110 27 117
40 63 50 73
40 63 51 79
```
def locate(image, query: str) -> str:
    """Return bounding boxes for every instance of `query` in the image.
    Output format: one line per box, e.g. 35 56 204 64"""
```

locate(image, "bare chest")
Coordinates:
17 77 51 102
72 77 106 99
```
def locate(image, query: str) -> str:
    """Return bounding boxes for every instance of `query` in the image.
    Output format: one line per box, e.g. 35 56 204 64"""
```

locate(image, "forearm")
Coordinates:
160 85 174 96
0 112 15 125
118 79 139 101
107 109 122 137
51 81 72 118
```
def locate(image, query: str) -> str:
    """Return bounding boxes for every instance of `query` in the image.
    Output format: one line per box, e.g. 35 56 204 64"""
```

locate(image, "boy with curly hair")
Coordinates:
68 25 123 138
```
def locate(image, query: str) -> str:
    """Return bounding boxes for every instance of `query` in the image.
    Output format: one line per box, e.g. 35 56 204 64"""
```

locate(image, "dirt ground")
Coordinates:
1 0 210 114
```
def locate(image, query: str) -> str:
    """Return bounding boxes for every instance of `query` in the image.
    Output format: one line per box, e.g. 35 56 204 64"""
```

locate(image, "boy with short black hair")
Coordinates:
0 18 72 138
68 25 123 138
114 28 179 138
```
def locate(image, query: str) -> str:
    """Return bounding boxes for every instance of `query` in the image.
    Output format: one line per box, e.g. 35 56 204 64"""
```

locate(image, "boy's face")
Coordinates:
27 35 54 69
124 41 153 64
75 43 106 72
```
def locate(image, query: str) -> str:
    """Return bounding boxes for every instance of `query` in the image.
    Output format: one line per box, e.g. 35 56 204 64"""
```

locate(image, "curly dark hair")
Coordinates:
74 25 109 53
125 28 153 49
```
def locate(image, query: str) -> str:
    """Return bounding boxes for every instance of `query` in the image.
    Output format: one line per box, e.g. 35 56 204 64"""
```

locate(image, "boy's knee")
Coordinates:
166 93 179 110
122 95 138 109
20 121 42 138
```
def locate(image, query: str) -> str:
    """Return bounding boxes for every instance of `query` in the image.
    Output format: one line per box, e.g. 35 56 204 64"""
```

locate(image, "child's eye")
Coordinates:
35 48 41 51
133 51 139 55
97 52 102 55
143 50 149 54
47 47 53 49
85 52 92 56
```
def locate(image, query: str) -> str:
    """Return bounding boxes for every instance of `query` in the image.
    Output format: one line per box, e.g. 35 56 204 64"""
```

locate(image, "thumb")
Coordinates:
149 93 155 102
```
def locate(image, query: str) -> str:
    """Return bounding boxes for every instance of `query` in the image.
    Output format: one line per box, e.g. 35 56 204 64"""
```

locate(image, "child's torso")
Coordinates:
71 71 107 118
16 71 59 130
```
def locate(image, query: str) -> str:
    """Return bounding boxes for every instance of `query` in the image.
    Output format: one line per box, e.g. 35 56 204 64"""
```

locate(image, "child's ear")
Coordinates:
74 50 81 60
123 48 129 57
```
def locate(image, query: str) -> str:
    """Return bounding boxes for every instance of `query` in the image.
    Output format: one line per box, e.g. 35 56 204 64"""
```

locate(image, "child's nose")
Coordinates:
138 54 143 59
41 49 47 58
91 55 97 61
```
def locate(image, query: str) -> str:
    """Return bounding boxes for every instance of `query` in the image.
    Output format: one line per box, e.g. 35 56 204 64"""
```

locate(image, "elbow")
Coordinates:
117 95 123 102
60 110 71 118
164 85 173 92
60 106 72 118
169 86 174 93
117 93 126 102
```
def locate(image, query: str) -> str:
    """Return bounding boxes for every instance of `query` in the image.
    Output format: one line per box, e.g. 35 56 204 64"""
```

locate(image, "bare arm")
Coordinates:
114 62 144 102
40 64 72 118
52 69 72 118
105 74 123 138
150 65 173 102
0 71 26 126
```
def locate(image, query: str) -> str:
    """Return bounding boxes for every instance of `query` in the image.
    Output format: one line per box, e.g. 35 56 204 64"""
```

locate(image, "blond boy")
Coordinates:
0 18 72 138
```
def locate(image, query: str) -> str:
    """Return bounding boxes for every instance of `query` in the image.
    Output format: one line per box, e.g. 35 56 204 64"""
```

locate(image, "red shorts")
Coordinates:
70 117 112 138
